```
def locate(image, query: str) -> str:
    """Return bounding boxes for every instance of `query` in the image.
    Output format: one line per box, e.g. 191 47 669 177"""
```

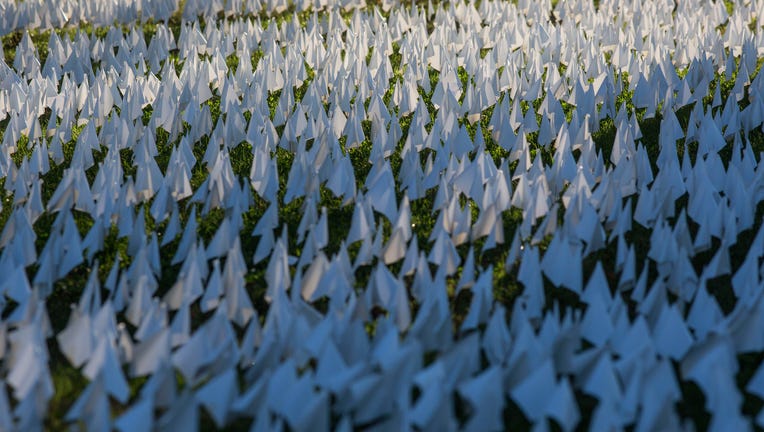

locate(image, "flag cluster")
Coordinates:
1 0 764 430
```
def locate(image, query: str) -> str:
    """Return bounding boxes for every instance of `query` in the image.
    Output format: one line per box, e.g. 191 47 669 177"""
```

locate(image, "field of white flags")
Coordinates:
2 0 764 429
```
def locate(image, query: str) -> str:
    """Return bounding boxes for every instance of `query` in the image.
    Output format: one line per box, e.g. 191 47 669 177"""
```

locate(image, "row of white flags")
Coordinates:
0 0 372 36
2 0 764 430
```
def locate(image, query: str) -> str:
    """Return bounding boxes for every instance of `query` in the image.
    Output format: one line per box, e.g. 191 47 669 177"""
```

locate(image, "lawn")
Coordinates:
1 0 764 430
